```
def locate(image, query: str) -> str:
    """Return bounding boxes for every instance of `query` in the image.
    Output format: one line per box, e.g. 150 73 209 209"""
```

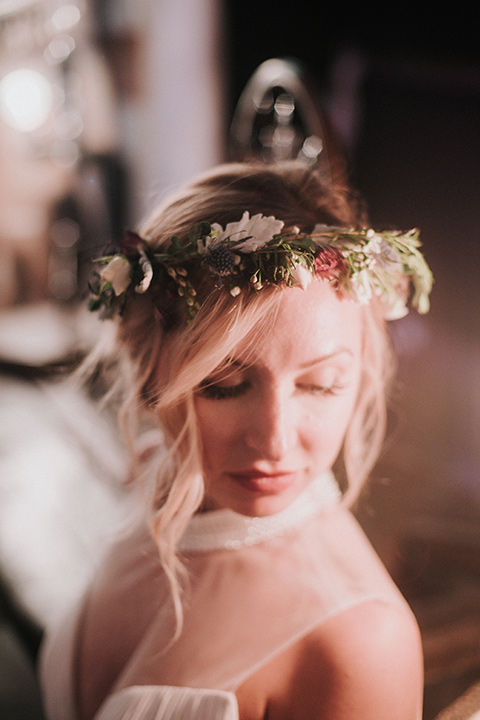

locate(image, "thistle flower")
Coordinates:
206 244 238 276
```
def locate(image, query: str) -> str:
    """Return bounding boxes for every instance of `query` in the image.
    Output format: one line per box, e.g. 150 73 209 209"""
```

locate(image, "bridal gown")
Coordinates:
40 472 410 720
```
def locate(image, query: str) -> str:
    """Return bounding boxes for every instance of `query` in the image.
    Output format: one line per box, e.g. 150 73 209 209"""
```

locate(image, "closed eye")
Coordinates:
298 383 344 396
197 379 251 400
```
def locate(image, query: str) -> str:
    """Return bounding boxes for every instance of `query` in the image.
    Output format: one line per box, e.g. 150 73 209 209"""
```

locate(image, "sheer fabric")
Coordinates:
40 472 408 720
95 686 239 720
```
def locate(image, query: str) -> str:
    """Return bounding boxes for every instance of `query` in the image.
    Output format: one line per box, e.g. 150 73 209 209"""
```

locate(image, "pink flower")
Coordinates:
121 231 147 259
314 246 348 282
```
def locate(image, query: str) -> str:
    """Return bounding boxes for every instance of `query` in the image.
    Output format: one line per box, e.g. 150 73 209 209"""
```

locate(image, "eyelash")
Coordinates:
198 380 250 400
198 381 342 400
301 384 341 396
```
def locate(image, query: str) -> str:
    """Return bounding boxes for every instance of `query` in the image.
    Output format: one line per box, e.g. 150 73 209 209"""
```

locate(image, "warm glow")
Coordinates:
51 4 82 31
0 68 53 132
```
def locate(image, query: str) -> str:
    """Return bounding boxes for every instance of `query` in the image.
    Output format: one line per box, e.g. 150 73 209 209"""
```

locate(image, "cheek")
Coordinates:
303 388 360 455
194 400 240 460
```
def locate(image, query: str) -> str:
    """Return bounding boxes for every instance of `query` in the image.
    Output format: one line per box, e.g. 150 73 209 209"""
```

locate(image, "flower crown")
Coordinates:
88 211 433 324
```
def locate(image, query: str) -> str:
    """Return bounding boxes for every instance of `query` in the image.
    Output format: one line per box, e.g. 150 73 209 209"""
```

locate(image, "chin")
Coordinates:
209 482 310 517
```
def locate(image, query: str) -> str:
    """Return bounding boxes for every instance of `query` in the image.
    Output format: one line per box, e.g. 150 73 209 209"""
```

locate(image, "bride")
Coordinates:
40 161 432 720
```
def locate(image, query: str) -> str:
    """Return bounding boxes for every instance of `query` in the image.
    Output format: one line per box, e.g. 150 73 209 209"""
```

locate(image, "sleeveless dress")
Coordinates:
40 472 410 720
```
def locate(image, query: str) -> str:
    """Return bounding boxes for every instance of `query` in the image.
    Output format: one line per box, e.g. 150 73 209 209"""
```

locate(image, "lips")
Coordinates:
227 470 298 495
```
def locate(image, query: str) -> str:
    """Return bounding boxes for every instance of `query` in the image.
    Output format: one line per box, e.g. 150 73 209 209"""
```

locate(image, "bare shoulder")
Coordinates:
237 599 423 720
286 600 423 720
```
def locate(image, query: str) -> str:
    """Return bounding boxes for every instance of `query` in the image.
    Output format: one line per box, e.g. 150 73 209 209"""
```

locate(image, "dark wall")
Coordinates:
223 1 480 116
224 0 480 571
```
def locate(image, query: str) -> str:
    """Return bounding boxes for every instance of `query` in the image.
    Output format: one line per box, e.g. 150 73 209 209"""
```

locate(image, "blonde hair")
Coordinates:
95 161 394 629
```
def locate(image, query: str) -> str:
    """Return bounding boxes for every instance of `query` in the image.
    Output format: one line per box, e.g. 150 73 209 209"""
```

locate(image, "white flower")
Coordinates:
383 297 408 321
382 276 409 320
135 250 153 294
100 255 131 295
367 235 402 268
415 289 431 315
211 211 285 252
289 257 313 289
364 232 383 255
349 270 372 304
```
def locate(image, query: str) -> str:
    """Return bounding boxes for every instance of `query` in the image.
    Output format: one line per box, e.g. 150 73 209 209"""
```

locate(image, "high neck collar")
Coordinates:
178 471 341 552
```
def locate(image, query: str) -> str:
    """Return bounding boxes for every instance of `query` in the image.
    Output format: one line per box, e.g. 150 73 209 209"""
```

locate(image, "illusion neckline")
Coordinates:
178 471 341 552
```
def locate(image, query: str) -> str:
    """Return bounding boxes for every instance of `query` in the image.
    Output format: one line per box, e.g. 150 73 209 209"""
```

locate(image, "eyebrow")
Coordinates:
225 349 354 372
299 349 354 369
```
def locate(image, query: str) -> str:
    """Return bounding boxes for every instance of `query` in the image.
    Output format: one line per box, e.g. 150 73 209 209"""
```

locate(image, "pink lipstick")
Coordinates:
227 471 297 494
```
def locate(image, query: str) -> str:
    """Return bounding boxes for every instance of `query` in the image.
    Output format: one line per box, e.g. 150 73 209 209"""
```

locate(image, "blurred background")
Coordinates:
0 1 479 718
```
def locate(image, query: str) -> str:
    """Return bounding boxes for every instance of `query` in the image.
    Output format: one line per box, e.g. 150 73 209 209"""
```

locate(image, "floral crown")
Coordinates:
88 211 433 324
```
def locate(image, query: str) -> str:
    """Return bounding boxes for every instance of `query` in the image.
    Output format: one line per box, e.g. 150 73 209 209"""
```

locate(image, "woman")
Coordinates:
40 161 432 720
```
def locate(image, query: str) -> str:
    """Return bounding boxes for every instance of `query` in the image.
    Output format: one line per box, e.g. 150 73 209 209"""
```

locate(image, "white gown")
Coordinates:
40 472 410 720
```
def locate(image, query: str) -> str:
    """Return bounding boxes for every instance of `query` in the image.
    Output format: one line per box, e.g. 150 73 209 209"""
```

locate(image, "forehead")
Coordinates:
236 280 363 368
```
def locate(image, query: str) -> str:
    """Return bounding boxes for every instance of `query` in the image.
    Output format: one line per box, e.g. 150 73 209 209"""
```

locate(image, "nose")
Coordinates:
244 385 295 460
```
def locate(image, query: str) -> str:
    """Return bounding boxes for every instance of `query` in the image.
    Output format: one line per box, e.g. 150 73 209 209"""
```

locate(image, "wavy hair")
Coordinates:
95 161 394 631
